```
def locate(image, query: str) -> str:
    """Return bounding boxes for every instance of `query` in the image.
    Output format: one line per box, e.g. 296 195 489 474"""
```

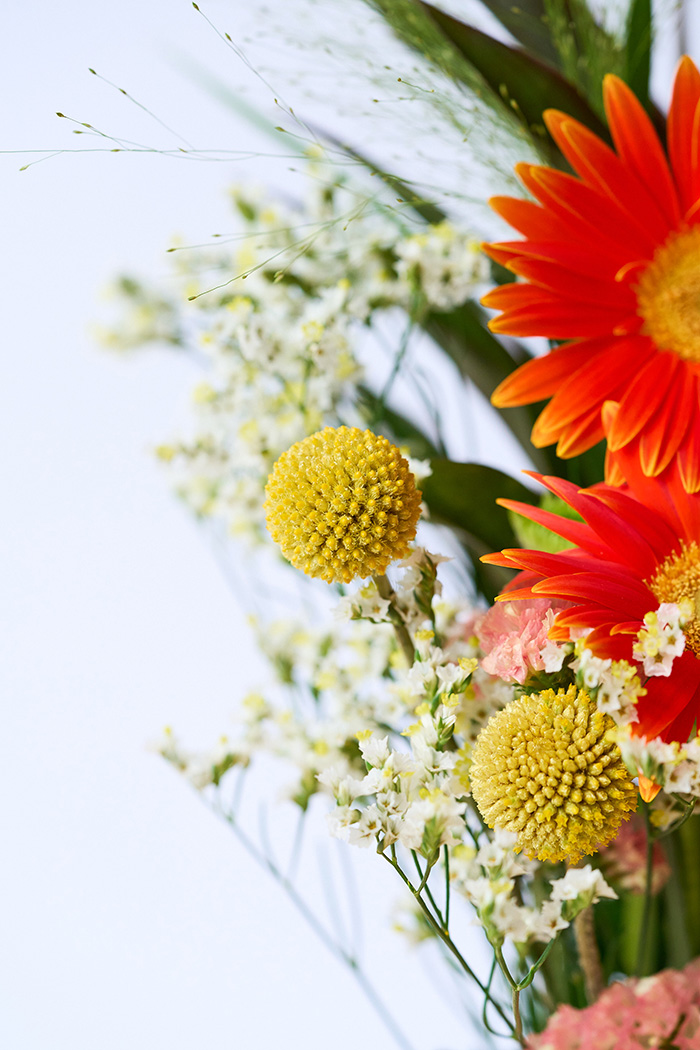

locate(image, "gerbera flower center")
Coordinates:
636 226 700 364
649 541 700 657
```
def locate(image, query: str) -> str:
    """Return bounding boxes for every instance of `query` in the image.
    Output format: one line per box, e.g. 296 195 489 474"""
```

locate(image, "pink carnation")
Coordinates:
476 599 566 685
527 960 700 1049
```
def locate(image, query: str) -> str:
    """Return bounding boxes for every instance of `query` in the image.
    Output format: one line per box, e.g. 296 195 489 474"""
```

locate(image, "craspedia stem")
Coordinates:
373 573 416 667
573 907 604 1003
264 426 422 584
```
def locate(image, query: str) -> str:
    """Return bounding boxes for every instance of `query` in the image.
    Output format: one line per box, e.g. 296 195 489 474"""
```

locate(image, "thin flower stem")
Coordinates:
207 796 418 1050
373 574 415 666
573 908 603 1002
635 805 655 977
656 796 697 840
480 957 513 1039
511 987 523 1045
516 939 556 991
386 848 515 1034
444 845 451 930
411 851 446 926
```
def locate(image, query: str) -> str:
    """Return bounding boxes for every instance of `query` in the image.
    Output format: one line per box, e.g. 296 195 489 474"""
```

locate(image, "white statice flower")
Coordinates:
100 173 486 546
572 641 643 727
395 222 489 311
347 805 384 848
615 728 681 788
550 866 617 907
358 733 391 768
397 791 467 856
632 601 691 677
333 582 391 624
664 737 700 795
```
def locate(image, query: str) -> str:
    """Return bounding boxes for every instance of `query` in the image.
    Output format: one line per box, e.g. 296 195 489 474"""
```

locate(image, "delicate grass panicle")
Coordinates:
470 685 637 863
264 426 422 584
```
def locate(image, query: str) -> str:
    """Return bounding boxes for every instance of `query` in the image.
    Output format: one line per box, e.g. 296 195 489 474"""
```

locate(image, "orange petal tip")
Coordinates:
638 775 661 803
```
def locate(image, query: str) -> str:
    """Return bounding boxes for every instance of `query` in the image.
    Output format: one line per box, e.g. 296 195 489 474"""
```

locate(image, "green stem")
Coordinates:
635 805 655 977
444 845 451 930
207 796 418 1050
386 848 515 1033
373 573 415 666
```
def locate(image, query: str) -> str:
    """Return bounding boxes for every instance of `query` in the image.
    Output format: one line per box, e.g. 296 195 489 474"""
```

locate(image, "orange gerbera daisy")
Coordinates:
483 57 700 492
482 415 700 753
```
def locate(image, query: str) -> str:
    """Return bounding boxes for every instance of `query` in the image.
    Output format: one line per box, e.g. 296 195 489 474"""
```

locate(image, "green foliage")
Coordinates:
422 459 539 599
476 0 561 68
624 0 653 108
542 0 625 119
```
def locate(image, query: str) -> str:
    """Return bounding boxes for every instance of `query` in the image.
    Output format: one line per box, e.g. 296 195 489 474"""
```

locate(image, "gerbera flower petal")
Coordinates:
484 239 622 280
667 55 700 214
484 58 700 491
635 652 700 738
492 339 609 407
532 339 647 434
494 496 613 556
553 406 605 457
488 196 564 240
489 301 627 338
677 420 700 494
638 369 698 476
516 163 656 259
574 491 659 577
543 109 671 240
504 255 635 309
603 74 681 226
532 573 651 614
607 351 680 451
480 283 548 310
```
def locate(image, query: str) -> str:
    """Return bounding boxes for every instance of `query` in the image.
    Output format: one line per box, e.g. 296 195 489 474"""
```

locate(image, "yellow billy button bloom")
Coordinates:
264 426 422 584
470 685 637 863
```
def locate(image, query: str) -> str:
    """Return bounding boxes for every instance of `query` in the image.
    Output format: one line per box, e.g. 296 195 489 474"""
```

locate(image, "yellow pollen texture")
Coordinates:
636 225 700 363
264 426 422 584
469 685 637 863
649 541 700 657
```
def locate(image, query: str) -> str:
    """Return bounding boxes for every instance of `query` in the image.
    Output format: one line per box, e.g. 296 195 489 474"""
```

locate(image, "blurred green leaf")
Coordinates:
624 0 652 108
416 1 609 140
422 458 537 546
541 0 625 120
422 459 539 600
476 0 561 68
424 302 558 473
357 386 442 460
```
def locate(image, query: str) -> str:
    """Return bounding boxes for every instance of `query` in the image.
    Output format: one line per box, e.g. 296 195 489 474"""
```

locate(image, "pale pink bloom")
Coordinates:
527 959 700 1049
599 816 671 896
476 599 566 685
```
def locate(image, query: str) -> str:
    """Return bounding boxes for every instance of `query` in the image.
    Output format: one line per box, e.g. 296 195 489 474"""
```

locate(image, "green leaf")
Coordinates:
356 386 442 460
423 302 558 473
417 1 609 140
475 0 561 68
624 0 652 109
422 459 539 600
422 458 538 549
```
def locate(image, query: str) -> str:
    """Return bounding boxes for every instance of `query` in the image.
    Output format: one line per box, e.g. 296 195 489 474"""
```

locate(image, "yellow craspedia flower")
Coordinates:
470 685 637 863
264 426 422 584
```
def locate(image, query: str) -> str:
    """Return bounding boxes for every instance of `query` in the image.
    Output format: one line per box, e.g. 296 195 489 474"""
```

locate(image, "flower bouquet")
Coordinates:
99 0 700 1045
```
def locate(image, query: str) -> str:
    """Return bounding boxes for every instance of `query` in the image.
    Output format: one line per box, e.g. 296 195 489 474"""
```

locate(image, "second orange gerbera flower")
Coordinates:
483 422 700 749
483 57 700 492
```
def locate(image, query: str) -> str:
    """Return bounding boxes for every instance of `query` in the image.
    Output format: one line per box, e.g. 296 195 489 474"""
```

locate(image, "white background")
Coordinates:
1 2 695 1049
